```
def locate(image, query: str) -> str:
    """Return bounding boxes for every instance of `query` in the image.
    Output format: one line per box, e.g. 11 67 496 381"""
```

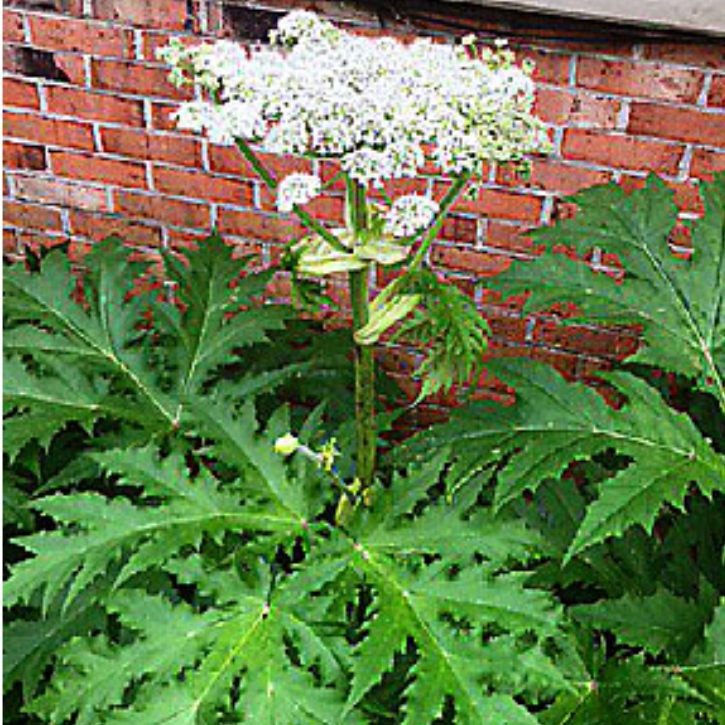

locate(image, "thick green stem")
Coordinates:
408 173 471 273
346 180 376 491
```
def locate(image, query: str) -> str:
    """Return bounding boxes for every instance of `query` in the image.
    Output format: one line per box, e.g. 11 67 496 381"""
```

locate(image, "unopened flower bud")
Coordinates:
274 433 300 456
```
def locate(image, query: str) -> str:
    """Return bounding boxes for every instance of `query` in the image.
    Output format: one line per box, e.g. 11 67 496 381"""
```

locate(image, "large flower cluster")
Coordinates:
160 11 549 186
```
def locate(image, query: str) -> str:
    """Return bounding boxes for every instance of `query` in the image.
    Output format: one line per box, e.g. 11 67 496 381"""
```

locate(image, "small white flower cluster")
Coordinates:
160 10 549 187
277 173 322 213
384 195 440 238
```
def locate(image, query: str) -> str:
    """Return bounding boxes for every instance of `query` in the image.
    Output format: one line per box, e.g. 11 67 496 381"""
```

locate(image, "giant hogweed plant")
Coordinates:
159 9 550 491
5 9 724 725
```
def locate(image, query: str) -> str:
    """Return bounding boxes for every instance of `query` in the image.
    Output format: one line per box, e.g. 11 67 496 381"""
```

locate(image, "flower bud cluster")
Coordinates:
384 195 440 238
277 173 322 213
160 10 550 187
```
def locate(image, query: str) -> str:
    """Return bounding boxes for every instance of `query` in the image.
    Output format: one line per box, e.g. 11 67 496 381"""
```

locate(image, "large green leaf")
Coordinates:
186 397 310 518
343 467 568 725
425 358 725 555
33 557 351 725
490 173 725 409
4 447 300 613
158 236 287 403
4 240 175 429
570 589 712 659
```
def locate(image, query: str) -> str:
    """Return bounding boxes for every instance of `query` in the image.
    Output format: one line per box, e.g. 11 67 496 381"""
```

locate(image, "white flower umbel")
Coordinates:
159 11 550 187
277 173 322 213
385 195 440 238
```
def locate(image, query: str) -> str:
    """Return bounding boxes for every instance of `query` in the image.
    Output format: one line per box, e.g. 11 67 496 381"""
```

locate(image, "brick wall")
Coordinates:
3 0 725 410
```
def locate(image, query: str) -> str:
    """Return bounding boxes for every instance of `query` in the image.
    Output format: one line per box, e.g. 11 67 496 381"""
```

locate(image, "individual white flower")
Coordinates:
277 173 322 213
274 433 300 456
384 195 440 238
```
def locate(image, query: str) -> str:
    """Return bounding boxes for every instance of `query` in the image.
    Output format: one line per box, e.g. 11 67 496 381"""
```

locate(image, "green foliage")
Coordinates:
4 236 289 454
425 358 725 557
6 174 725 723
410 172 725 722
397 269 489 399
3 236 571 724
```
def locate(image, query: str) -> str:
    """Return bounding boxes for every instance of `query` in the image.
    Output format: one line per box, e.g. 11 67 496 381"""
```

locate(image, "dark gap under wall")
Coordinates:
222 5 282 41
220 0 715 45
5 0 75 14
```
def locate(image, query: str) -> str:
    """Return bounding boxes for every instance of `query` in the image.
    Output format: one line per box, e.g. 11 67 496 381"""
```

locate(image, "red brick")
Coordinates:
209 144 312 179
577 57 704 103
218 208 305 240
13 175 109 212
150 101 183 132
643 42 725 70
691 148 725 180
101 127 202 167
301 194 345 224
431 245 510 276
440 214 478 244
3 141 46 171
114 190 211 229
4 201 63 231
165 227 209 251
4 10 25 43
47 86 144 125
448 186 543 223
91 58 192 100
28 15 134 57
94 0 196 31
153 166 254 205
484 221 533 253
51 151 148 189
4 112 95 151
371 177 430 201
3 78 39 110
534 88 620 128
68 209 163 246
6 0 84 16
498 160 611 195
142 31 203 62
536 320 636 359
709 75 725 109
56 53 87 85
484 308 529 344
628 103 725 146
562 129 682 174
515 48 570 85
